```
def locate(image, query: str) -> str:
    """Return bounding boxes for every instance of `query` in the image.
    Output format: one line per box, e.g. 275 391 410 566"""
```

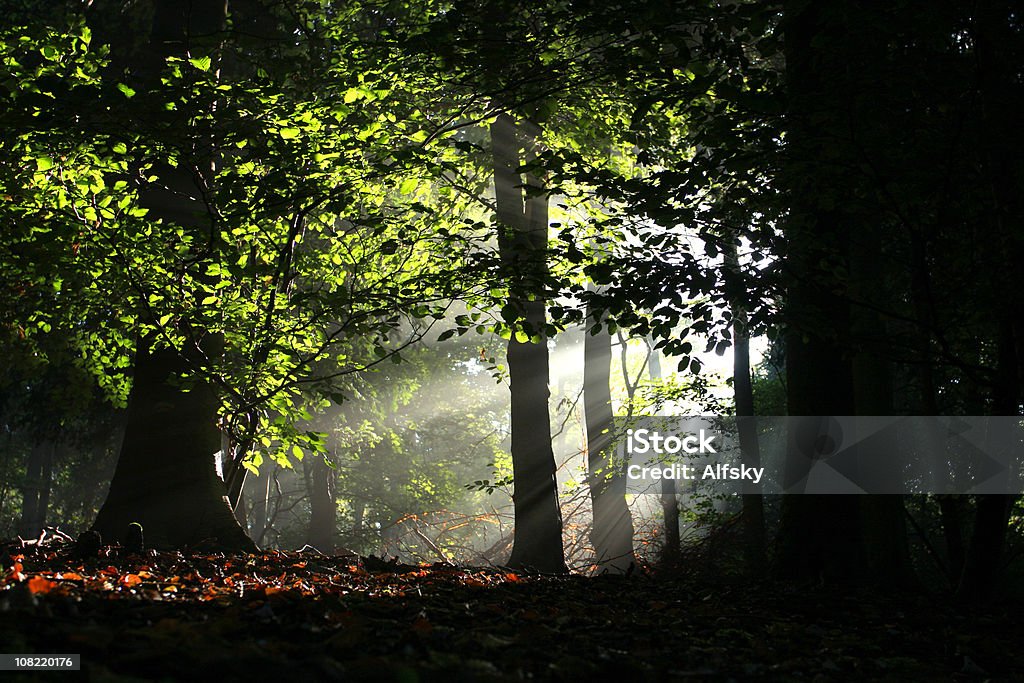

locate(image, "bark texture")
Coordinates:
492 113 566 573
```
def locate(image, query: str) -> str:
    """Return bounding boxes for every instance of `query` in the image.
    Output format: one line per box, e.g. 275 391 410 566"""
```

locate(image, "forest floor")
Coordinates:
1 538 1022 682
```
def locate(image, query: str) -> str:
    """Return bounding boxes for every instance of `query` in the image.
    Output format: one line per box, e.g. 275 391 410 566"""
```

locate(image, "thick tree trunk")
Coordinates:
89 0 253 551
954 0 1023 603
492 113 566 573
92 341 254 550
776 327 862 583
848 184 916 590
775 0 864 583
583 307 635 574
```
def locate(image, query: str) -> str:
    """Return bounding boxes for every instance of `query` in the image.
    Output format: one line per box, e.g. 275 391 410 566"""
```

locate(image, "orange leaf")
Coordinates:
121 573 142 587
27 576 56 594
505 573 520 583
60 572 84 581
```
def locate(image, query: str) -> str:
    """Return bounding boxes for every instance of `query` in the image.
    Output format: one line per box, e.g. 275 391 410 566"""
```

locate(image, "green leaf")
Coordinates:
117 83 135 98
279 127 301 140
189 56 212 71
36 156 53 171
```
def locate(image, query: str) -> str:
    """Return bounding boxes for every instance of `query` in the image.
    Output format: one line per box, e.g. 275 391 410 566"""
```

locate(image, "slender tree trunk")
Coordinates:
957 323 1019 600
492 113 566 573
18 442 42 538
958 495 1015 601
724 240 766 573
648 343 680 564
18 441 52 539
583 305 635 574
233 487 248 528
308 453 336 553
249 464 272 545
353 502 365 535
36 443 53 533
936 495 966 580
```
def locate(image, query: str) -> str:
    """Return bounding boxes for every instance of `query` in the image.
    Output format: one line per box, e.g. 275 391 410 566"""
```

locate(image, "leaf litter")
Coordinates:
1 536 1021 681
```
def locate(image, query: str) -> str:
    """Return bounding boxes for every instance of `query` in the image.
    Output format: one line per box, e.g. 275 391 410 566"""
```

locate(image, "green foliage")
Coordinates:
0 5 502 468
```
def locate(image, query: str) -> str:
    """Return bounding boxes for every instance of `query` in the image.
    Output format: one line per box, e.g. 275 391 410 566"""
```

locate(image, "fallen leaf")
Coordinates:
27 576 56 594
121 573 143 587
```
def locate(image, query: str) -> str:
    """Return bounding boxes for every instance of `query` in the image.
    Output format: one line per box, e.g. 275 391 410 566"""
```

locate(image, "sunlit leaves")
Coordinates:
188 55 211 72
0 5 493 472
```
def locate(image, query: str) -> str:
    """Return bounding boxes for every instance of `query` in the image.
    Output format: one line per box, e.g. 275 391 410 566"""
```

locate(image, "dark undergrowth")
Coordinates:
2 536 1022 682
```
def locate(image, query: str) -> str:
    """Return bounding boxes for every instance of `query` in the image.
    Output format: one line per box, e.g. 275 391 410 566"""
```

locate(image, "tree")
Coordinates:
645 341 681 565
724 238 765 573
492 113 566 572
2 0 485 549
582 303 635 574
87 0 252 549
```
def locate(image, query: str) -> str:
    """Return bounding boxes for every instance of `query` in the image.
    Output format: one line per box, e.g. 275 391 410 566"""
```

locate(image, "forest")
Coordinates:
1 0 1023 680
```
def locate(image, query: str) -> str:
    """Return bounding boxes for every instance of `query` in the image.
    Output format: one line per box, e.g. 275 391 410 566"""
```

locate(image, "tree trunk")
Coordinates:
249 464 272 545
492 113 566 573
954 0 1022 603
18 441 52 539
92 340 254 550
957 325 1019 600
957 494 1015 602
308 453 336 553
775 0 864 583
647 341 680 564
583 307 635 574
724 240 766 573
847 172 916 590
89 0 253 551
